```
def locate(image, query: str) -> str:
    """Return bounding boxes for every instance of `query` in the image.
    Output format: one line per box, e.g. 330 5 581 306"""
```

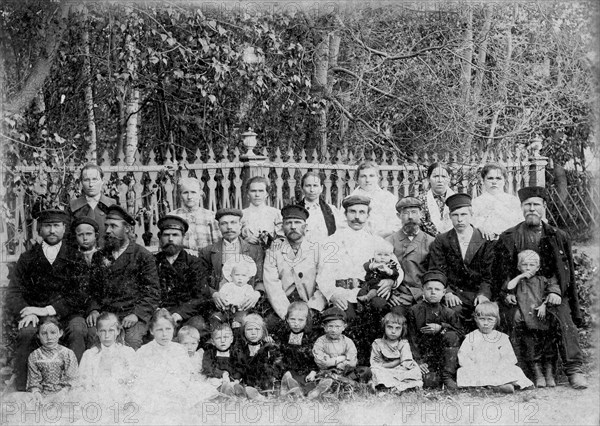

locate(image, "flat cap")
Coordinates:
71 216 99 233
395 196 422 212
281 204 309 221
157 215 189 233
215 208 243 221
36 209 69 224
445 193 472 212
342 195 370 209
105 204 136 226
517 186 548 202
321 306 347 323
421 270 447 287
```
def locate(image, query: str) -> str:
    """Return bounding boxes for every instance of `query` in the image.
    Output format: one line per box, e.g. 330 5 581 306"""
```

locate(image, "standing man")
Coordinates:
428 194 495 325
87 205 160 349
263 205 326 326
155 215 209 336
494 186 587 389
169 177 221 254
386 197 435 316
66 163 117 244
5 209 89 391
296 171 344 244
199 208 264 315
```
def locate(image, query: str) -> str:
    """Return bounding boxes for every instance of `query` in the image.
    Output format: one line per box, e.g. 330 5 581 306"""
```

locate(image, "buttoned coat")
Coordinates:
155 250 209 321
66 194 117 240
198 237 265 294
263 238 326 318
386 230 435 301
428 226 494 303
88 243 160 323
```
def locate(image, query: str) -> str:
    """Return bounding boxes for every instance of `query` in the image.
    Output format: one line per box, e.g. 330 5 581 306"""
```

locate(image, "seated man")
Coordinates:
5 209 89 391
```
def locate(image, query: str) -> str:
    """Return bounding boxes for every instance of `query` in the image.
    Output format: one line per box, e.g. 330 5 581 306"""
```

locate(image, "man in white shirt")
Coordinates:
5 209 89 391
67 163 117 245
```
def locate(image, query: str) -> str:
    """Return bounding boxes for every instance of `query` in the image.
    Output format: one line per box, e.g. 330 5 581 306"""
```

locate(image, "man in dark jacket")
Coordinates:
5 209 89 391
494 186 587 389
86 205 159 349
428 194 495 326
155 215 209 338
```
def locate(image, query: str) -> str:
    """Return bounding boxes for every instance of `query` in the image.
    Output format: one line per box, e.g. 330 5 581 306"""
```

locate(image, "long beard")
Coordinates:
162 243 183 256
525 214 542 227
104 235 125 252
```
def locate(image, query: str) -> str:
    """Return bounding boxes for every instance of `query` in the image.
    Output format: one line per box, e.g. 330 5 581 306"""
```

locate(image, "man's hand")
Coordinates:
122 314 139 328
239 291 261 311
86 310 100 327
505 294 517 305
473 295 490 306
535 303 547 320
241 227 260 245
444 292 462 308
546 293 562 306
388 294 402 307
20 307 47 318
420 323 442 335
212 291 227 311
18 314 39 330
305 371 317 382
330 293 348 311
377 279 394 299
418 362 430 374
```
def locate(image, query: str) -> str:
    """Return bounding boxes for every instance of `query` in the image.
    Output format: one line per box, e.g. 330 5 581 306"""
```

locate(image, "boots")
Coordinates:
544 362 556 387
532 363 546 388
442 348 458 390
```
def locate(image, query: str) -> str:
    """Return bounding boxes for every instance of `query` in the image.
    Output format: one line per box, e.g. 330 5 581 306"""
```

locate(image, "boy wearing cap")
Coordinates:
494 186 587 389
5 209 90 391
72 216 100 265
407 271 463 390
428 193 495 326
155 215 209 336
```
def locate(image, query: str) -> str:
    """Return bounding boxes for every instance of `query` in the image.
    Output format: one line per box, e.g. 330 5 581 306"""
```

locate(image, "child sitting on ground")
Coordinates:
370 312 422 393
219 256 259 328
241 176 283 249
202 322 243 389
177 325 204 377
505 250 560 387
407 270 463 390
457 301 533 393
357 241 404 310
27 317 79 401
275 302 320 398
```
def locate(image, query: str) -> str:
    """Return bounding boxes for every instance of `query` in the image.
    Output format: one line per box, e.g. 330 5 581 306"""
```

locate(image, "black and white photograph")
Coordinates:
0 0 598 424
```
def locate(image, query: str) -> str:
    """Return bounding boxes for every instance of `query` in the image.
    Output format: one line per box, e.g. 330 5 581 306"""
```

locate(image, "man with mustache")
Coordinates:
494 186 587 389
263 205 326 328
5 209 89 391
385 197 436 316
199 208 264 315
428 194 495 327
86 205 160 349
155 215 209 338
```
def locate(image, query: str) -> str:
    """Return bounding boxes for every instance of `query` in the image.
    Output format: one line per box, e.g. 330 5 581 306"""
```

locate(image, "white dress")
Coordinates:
457 330 533 389
370 338 423 391
241 204 283 237
219 281 256 308
472 191 523 235
350 187 401 237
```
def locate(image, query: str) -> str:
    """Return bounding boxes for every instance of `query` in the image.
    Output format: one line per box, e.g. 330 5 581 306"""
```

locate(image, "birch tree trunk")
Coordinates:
314 34 329 156
460 6 474 155
125 88 139 166
82 13 97 163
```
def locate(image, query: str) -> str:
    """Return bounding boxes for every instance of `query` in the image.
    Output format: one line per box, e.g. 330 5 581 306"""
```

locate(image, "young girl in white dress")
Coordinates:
370 312 423 393
77 312 136 403
457 302 533 393
133 308 218 420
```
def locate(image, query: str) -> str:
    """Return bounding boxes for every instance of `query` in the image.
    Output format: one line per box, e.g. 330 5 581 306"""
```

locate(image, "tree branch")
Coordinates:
330 67 409 105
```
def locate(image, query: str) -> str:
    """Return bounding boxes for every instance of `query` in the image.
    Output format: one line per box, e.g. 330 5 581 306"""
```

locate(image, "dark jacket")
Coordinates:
88 242 160 323
5 242 88 319
428 226 495 303
407 301 463 362
232 340 283 390
202 344 240 380
274 327 319 377
155 250 208 321
493 221 582 326
199 237 265 294
66 194 117 241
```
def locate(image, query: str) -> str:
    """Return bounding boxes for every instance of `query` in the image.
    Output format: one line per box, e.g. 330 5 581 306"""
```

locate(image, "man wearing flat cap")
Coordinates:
263 205 326 327
386 197 436 315
66 163 117 245
5 209 90 391
199 208 265 315
428 193 495 326
154 215 209 336
87 205 160 349
493 186 587 389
